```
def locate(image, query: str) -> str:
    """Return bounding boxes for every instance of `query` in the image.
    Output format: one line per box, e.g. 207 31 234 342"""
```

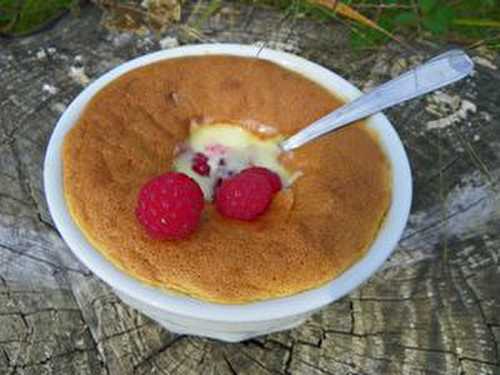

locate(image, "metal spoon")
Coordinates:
280 50 474 152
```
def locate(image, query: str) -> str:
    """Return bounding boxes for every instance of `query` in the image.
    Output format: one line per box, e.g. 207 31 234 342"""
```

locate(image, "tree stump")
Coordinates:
1 2 499 374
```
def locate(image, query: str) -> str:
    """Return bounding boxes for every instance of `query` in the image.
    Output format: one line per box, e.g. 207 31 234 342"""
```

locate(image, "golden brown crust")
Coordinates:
62 56 391 304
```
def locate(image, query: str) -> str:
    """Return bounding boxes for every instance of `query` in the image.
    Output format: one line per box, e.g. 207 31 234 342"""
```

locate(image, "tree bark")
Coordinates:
0 2 499 374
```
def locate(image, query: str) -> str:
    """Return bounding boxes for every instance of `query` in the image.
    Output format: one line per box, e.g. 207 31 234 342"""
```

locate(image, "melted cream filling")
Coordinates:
173 123 293 200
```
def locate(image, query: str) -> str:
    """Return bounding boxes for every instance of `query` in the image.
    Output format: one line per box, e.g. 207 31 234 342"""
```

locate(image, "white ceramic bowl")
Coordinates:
44 43 412 342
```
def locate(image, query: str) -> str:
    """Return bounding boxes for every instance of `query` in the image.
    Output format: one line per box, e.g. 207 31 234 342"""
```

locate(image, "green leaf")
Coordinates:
192 0 222 29
420 0 438 14
422 5 455 34
453 18 500 28
480 0 495 6
394 11 418 26
12 0 73 34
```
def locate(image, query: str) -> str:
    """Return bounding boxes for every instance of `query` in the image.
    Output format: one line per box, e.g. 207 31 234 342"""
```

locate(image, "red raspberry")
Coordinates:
192 152 210 176
136 172 204 240
243 167 282 193
215 169 274 221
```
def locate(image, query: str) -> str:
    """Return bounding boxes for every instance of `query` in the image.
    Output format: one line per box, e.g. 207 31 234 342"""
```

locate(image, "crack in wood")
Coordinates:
266 338 293 350
243 5 256 31
293 358 341 375
395 344 457 356
349 300 355 336
401 196 489 242
99 321 155 343
63 283 112 374
245 338 269 350
132 335 186 373
0 193 35 210
321 339 394 364
458 357 499 367
239 348 282 374
296 339 322 349
283 341 294 375
36 213 58 233
424 156 461 183
2 348 10 363
195 340 208 366
223 352 239 375
0 307 81 317
459 269 500 366
0 243 87 275
1 94 54 146
18 347 98 369
435 264 500 371
9 142 39 210
351 296 428 302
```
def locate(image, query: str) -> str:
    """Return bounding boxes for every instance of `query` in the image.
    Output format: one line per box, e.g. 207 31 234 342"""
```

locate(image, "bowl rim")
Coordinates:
44 43 412 322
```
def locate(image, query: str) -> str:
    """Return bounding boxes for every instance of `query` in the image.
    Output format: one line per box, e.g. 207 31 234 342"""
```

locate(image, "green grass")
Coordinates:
1 0 499 49
243 0 500 49
0 0 74 35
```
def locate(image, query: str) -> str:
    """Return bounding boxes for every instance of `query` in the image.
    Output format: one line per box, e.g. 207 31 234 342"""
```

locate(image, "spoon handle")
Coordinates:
280 49 474 152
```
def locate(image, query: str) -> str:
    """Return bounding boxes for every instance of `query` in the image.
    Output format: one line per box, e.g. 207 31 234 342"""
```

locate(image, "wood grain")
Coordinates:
1 2 499 374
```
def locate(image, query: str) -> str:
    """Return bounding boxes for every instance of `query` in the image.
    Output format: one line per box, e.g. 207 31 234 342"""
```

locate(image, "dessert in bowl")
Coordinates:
44 44 412 341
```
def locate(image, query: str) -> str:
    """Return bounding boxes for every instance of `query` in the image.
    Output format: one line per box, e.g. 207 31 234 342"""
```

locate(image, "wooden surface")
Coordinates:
1 3 500 374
